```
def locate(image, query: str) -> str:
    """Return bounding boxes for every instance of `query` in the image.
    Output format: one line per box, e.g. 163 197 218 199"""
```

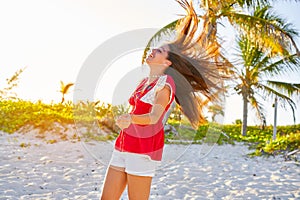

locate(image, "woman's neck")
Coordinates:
148 73 164 83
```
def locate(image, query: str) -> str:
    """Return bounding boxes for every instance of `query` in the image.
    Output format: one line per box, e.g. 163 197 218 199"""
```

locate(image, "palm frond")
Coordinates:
266 80 300 96
63 83 74 94
255 54 270 70
257 83 297 122
260 54 300 76
236 0 271 7
225 5 300 55
237 35 266 68
60 81 74 95
249 96 266 123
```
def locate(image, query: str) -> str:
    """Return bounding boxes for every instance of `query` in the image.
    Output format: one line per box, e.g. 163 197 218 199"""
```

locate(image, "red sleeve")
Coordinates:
166 75 176 96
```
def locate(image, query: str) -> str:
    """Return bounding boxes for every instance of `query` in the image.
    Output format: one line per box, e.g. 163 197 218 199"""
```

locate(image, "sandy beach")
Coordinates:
0 131 299 200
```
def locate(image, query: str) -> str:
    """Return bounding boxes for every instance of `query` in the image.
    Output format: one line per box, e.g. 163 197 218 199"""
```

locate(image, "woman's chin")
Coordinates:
145 58 152 64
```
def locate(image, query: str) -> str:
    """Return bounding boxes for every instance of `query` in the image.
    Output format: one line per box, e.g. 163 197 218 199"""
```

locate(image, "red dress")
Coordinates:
114 75 176 161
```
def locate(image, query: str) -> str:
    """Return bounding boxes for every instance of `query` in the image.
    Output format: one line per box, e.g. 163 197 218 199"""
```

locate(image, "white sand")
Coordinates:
0 131 299 200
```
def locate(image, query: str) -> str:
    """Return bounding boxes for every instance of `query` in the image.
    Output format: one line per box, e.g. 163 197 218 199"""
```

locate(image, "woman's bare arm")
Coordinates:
115 86 171 129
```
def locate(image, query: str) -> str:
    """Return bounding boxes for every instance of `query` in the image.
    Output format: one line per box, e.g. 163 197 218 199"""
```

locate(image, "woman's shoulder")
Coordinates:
164 74 175 89
157 74 173 82
155 75 175 93
165 74 174 83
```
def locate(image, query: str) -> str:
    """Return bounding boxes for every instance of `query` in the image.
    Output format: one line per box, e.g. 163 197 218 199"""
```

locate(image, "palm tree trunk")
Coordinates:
273 96 278 140
242 93 248 136
61 94 65 104
212 114 216 122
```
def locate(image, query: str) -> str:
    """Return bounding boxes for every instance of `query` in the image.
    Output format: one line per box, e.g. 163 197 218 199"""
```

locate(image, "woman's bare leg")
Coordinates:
100 166 127 200
127 174 152 200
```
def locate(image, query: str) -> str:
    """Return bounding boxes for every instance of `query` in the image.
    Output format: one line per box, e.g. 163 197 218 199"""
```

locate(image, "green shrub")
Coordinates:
0 99 118 139
166 122 300 156
1 99 299 156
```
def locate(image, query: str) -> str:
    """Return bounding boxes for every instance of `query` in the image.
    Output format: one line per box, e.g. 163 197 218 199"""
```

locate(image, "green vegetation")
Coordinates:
0 99 299 157
0 99 122 142
166 123 300 157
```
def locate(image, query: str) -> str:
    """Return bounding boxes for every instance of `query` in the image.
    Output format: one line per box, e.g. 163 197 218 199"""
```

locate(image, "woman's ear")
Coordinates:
164 60 172 67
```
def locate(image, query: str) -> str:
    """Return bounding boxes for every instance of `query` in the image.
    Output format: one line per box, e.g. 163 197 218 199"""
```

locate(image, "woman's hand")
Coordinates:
115 114 132 129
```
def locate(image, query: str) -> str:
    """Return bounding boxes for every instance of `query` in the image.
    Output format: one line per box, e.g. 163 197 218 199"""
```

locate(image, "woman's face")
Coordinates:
146 45 172 67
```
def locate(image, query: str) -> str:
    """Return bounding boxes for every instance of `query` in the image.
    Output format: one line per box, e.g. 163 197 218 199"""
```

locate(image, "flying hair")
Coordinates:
164 0 228 128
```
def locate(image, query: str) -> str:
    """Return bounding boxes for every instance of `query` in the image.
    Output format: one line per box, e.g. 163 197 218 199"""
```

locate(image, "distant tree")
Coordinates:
231 35 300 136
59 81 74 103
208 104 225 122
0 67 25 100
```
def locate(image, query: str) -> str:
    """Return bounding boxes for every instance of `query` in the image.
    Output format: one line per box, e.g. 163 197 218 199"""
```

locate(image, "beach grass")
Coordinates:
0 99 299 157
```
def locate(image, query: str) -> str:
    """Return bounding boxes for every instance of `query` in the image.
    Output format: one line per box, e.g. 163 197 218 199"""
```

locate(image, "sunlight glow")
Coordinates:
0 0 299 125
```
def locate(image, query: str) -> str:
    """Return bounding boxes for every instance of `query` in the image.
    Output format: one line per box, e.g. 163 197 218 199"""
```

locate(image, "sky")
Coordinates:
0 0 299 126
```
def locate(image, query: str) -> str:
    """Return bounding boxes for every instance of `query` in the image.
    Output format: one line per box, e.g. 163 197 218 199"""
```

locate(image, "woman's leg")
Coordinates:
127 174 152 200
100 166 127 200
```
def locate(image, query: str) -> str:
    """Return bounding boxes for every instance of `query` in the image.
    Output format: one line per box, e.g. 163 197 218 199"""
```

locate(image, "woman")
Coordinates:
100 1 225 199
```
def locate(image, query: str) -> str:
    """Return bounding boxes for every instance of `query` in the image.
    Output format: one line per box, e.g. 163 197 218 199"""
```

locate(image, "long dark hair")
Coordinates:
165 0 227 128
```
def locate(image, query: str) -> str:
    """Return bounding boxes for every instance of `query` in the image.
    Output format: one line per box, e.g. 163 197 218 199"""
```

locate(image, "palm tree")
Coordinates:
142 0 300 65
59 81 74 104
0 67 26 99
208 104 225 122
231 35 300 136
142 0 300 133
